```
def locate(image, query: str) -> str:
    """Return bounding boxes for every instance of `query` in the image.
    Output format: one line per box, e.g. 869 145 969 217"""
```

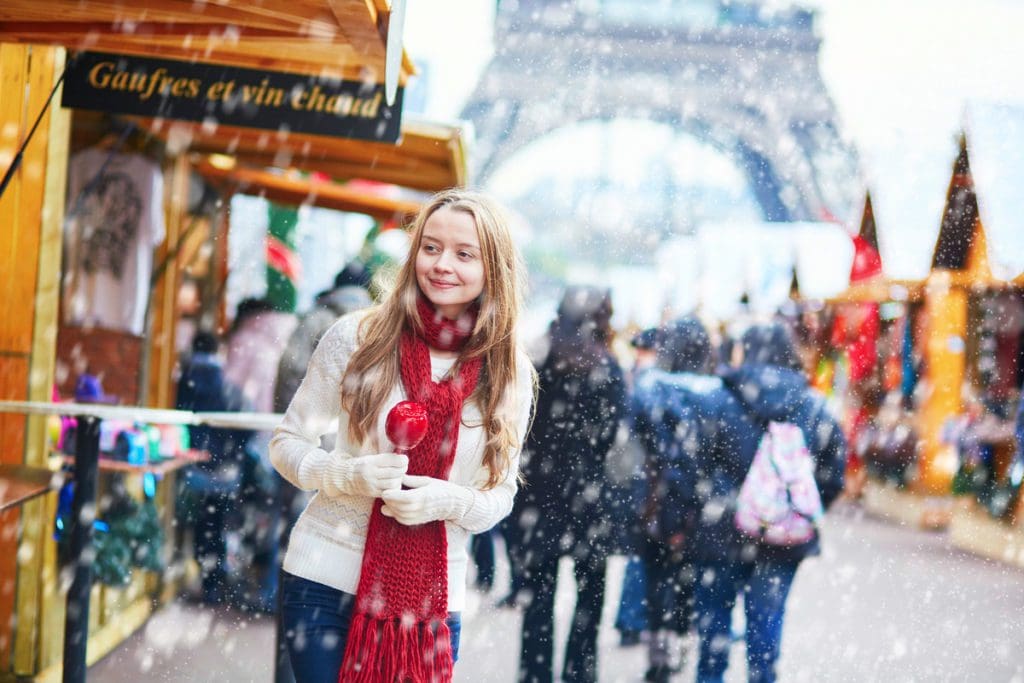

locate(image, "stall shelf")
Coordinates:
0 400 279 683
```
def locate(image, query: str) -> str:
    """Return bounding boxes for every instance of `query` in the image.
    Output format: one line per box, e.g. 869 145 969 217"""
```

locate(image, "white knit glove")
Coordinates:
380 475 475 526
320 453 408 498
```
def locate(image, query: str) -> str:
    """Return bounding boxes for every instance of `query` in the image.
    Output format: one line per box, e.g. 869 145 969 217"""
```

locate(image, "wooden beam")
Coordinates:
195 160 421 221
133 116 468 191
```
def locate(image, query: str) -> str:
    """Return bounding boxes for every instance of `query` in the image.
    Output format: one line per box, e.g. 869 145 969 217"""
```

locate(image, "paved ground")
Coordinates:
90 502 1024 682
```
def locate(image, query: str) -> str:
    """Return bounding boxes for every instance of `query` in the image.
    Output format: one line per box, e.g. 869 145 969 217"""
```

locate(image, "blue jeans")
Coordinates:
281 572 461 683
693 560 798 683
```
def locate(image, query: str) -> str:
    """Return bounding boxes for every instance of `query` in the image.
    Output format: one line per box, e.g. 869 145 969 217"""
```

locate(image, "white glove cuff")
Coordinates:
299 450 355 497
447 483 476 521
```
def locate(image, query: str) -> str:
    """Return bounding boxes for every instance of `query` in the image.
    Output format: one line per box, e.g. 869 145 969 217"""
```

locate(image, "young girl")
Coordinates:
269 189 535 682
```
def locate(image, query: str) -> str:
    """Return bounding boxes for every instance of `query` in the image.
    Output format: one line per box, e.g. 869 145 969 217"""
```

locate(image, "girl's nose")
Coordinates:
432 250 454 271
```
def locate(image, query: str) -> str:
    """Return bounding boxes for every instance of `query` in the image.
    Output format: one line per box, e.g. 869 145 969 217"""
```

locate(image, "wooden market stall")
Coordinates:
857 132 1024 531
935 123 1024 566
813 192 926 516
917 133 1006 496
0 2 469 680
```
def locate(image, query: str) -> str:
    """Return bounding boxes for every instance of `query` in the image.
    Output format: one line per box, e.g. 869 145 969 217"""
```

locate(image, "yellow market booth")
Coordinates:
0 2 468 679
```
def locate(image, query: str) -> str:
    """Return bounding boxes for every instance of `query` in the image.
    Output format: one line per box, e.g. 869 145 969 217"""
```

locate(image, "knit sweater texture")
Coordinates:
270 312 533 610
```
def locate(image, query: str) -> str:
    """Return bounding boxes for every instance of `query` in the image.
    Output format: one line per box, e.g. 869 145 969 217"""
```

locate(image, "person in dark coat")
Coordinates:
668 322 845 683
175 330 254 604
613 328 662 648
514 285 626 683
631 316 717 682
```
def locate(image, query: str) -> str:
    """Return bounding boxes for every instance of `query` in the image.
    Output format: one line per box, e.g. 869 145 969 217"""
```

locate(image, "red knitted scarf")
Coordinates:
339 298 482 682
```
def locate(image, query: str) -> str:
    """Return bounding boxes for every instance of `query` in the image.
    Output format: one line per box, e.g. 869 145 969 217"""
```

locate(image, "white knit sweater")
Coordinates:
269 312 533 611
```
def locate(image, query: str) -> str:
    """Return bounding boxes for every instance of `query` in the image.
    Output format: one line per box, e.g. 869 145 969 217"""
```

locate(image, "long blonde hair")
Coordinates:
341 189 533 488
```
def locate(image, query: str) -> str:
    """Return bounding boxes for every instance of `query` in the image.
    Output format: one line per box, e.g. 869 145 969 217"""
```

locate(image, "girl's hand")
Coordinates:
321 453 408 498
380 475 474 525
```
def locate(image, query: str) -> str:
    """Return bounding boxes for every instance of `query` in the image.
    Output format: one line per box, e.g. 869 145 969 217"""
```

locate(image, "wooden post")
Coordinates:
0 43 69 677
145 154 189 408
916 270 967 495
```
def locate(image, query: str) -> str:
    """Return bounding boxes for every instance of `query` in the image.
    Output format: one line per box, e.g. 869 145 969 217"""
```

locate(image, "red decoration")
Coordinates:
385 400 429 453
849 234 883 283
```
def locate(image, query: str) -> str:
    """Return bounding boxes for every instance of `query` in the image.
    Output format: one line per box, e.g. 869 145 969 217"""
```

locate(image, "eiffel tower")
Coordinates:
462 0 860 224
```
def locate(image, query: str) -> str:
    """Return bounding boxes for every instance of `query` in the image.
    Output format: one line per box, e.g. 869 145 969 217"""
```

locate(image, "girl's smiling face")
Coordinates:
415 206 485 319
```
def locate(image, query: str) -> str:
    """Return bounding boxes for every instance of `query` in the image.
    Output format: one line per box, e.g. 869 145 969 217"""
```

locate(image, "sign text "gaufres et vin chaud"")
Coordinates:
62 51 403 143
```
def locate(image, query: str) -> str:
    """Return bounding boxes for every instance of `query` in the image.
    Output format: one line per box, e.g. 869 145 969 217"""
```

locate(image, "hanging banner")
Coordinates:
62 51 403 143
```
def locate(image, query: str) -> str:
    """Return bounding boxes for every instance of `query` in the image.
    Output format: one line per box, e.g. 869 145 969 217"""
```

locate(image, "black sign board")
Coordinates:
62 51 403 143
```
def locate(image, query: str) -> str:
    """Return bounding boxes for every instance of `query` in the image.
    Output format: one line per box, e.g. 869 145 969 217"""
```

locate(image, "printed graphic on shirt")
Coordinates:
76 172 143 280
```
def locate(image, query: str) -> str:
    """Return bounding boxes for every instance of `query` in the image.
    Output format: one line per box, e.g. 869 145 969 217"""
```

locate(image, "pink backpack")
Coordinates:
734 421 824 546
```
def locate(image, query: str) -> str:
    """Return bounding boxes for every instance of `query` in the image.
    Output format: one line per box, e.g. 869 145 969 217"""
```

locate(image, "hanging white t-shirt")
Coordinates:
63 148 165 335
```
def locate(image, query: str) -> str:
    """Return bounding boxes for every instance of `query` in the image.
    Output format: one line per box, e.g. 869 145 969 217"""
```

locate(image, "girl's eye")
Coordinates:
423 243 439 253
458 251 474 260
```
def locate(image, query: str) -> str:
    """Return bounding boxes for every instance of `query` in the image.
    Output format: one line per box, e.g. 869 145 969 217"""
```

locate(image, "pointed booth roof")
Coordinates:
849 191 883 284
826 191 923 304
929 131 996 287
858 190 879 253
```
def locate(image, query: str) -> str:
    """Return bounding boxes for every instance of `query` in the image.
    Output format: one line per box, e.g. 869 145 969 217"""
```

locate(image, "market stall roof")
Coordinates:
826 278 923 304
0 0 414 83
161 114 468 217
153 116 469 192
70 106 469 218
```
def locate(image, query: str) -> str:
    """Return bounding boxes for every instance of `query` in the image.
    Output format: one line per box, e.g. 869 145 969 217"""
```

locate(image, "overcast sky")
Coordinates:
403 0 1024 280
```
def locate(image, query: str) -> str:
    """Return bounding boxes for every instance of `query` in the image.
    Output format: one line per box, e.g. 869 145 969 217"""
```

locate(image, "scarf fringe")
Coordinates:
339 613 454 683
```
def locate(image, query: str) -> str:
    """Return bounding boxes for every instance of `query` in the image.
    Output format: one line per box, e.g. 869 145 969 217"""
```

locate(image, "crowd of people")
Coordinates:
175 189 853 682
495 288 847 683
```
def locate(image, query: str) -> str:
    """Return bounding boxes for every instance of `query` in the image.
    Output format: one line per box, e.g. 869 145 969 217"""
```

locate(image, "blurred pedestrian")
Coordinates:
226 297 298 414
613 327 662 648
631 317 714 682
689 322 846 683
273 260 373 414
514 285 626 683
269 189 535 682
222 297 298 610
175 330 254 604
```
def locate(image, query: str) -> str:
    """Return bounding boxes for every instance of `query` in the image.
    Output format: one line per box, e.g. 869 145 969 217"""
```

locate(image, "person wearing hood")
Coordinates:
681 322 846 683
631 316 718 683
273 261 373 413
514 285 626 683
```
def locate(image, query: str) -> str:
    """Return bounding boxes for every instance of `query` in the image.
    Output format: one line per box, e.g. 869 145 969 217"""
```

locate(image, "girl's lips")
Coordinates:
429 279 457 289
